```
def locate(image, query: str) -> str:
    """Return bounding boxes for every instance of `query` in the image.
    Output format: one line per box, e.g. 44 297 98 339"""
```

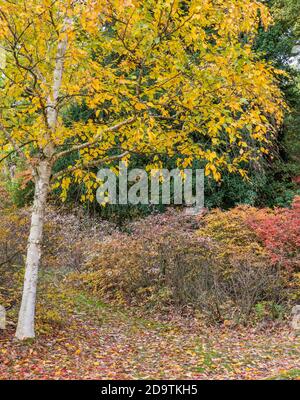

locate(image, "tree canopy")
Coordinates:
0 0 284 196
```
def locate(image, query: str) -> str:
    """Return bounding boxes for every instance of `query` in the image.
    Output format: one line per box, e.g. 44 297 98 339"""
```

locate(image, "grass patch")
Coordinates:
268 369 300 380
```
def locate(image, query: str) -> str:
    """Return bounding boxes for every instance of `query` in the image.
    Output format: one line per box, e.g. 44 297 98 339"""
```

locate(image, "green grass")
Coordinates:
74 292 171 331
268 369 300 380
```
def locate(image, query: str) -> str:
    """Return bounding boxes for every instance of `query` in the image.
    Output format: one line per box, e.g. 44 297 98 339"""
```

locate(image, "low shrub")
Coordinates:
69 210 204 306
0 192 298 326
0 203 106 331
247 196 300 271
0 206 29 309
198 205 299 320
71 208 296 324
197 205 266 258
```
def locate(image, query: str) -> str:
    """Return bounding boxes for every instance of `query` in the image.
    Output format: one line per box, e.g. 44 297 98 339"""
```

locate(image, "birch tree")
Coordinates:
0 0 284 339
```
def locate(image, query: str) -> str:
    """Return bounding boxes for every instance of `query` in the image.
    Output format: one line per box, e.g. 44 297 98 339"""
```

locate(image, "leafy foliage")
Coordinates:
70 207 297 323
247 196 300 270
0 0 285 201
253 0 300 208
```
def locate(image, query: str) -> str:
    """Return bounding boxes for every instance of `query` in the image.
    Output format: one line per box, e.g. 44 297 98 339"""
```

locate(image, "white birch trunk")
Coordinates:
0 305 6 330
15 161 51 339
15 16 69 340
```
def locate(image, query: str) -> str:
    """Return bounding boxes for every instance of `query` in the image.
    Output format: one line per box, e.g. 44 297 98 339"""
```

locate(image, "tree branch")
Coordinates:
53 116 136 161
0 140 35 164
51 150 130 182
0 122 28 163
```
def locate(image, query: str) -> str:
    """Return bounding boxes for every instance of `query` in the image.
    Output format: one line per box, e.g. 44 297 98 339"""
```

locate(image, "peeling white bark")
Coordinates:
15 161 51 339
46 21 70 136
15 20 69 340
0 305 6 330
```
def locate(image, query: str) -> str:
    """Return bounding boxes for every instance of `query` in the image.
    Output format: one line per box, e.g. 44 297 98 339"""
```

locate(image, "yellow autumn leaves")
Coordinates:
0 0 285 198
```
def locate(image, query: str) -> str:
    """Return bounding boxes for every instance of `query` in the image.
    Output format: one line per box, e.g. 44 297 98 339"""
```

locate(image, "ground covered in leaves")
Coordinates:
0 291 299 380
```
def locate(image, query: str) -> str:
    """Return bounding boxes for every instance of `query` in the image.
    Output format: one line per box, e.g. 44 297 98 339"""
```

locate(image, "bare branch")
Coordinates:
0 140 35 164
0 122 28 162
51 150 130 182
54 116 136 161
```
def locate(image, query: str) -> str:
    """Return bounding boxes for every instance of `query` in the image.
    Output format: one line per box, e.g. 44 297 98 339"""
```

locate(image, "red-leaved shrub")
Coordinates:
247 196 300 271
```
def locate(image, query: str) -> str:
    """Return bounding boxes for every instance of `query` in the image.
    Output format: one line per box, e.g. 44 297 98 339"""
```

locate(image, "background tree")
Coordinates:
252 0 300 206
0 0 284 339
